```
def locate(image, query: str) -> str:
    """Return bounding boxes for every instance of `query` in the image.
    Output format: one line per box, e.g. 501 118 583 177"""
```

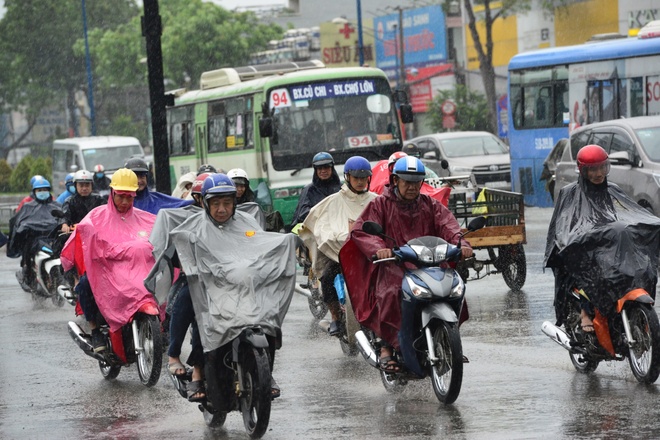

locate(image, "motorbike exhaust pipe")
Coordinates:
294 285 312 298
68 321 106 361
355 330 379 368
541 321 573 352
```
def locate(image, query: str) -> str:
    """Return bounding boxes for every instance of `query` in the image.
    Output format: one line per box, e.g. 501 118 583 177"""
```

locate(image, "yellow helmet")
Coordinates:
110 168 139 192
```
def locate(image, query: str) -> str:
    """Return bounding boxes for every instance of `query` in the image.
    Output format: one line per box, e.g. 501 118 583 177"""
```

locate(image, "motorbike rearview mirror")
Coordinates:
362 221 383 236
467 216 487 232
51 209 65 219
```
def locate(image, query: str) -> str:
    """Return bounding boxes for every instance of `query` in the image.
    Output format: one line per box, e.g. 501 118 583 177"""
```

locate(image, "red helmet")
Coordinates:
576 144 609 177
388 151 408 169
191 172 212 195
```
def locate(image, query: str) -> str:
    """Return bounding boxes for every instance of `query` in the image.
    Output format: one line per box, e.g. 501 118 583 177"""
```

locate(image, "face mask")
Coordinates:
35 191 50 201
95 172 104 179
68 186 76 194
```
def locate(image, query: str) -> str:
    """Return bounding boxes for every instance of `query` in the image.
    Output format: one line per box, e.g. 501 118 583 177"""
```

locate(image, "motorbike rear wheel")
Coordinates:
136 314 163 387
99 361 121 380
239 346 272 439
497 244 527 291
627 303 660 384
307 283 328 320
430 322 463 404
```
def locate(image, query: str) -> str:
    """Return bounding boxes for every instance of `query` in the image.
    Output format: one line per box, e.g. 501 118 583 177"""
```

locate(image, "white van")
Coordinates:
52 136 145 190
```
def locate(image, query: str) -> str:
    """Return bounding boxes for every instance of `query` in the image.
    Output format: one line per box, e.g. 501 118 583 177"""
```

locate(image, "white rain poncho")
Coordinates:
299 184 377 277
170 210 297 351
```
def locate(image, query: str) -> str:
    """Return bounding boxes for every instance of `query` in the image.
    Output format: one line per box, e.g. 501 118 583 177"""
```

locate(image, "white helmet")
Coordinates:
227 168 249 185
73 169 94 183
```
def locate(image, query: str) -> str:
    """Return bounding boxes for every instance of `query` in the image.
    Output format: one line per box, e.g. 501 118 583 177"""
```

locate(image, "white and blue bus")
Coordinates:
507 22 660 207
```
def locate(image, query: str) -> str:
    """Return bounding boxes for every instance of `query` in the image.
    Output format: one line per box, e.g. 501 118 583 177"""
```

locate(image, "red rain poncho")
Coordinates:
370 159 451 207
340 186 469 349
61 192 157 332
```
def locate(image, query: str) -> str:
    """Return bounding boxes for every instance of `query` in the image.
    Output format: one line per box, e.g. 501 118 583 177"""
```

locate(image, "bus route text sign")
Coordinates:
270 79 377 108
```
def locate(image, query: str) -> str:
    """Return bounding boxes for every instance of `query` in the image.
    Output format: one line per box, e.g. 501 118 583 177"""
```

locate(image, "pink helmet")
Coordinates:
388 151 409 170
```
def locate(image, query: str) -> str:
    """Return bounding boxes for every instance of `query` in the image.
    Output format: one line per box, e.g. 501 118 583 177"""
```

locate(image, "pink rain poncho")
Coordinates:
61 192 157 332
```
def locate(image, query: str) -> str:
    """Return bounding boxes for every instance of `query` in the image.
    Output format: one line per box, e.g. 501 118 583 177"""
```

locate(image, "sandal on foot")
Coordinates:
378 356 401 373
581 315 595 333
168 361 187 377
271 377 281 400
186 380 206 402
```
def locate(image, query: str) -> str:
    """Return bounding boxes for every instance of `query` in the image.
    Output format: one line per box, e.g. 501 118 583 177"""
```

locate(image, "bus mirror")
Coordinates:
259 117 273 138
393 89 409 103
400 104 413 123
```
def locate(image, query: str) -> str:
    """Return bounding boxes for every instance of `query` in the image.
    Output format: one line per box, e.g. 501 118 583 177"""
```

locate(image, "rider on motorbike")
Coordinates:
61 168 157 353
544 144 660 332
92 164 111 195
8 177 61 287
299 156 377 336
168 173 297 404
347 157 472 372
56 172 76 204
227 168 267 229
61 170 107 234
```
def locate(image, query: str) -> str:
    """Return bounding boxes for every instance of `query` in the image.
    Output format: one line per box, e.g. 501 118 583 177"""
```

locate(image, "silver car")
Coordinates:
553 115 660 214
406 131 511 190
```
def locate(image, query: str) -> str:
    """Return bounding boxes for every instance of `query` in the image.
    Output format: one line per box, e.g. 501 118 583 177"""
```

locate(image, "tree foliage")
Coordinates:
29 157 52 183
0 159 12 192
427 85 491 133
10 155 35 192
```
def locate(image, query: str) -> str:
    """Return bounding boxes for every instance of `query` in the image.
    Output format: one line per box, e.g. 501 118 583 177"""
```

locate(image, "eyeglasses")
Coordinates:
315 165 332 170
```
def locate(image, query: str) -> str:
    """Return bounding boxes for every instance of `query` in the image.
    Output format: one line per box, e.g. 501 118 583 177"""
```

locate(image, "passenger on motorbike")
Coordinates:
56 172 76 204
544 144 660 333
287 151 341 230
92 164 111 195
168 174 296 404
227 168 267 229
172 171 197 200
8 177 61 286
299 156 378 336
16 175 45 212
61 170 106 234
61 168 157 353
348 157 472 372
125 158 193 214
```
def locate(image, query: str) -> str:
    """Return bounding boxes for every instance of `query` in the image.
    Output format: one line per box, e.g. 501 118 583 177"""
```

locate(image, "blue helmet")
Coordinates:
32 176 51 190
392 157 426 182
30 175 44 186
312 151 334 168
202 173 236 200
65 172 75 185
343 156 372 178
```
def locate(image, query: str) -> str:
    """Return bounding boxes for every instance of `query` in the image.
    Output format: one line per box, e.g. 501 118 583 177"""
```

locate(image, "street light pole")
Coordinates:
356 0 364 65
397 7 405 91
81 0 96 136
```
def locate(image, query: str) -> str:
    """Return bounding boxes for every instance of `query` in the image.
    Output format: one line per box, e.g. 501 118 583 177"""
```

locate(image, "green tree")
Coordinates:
10 155 35 192
0 159 12 192
98 114 143 139
428 85 491 133
29 157 52 183
0 0 138 156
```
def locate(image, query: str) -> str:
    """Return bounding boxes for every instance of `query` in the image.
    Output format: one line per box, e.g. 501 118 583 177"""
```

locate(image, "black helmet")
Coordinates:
197 164 217 175
124 157 149 173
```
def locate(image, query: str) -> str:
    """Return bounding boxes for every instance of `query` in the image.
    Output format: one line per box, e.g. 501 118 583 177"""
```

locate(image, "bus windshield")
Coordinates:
82 145 143 171
268 77 401 170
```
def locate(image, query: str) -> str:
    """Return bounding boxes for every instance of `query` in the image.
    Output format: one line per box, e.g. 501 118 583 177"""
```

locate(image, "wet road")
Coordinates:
2 207 660 439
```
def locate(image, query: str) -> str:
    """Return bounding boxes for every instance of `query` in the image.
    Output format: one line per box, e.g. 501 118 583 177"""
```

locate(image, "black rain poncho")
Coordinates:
544 177 660 324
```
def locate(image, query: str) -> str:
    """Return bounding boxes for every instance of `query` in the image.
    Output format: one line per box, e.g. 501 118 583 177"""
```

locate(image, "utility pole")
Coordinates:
81 0 96 136
356 0 364 65
397 7 405 91
142 0 172 194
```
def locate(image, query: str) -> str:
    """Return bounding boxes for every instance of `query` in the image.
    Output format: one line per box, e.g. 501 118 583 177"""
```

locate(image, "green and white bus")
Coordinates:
167 61 412 223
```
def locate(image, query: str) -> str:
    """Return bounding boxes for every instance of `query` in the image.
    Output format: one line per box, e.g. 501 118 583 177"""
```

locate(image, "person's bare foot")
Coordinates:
580 310 594 333
167 357 186 376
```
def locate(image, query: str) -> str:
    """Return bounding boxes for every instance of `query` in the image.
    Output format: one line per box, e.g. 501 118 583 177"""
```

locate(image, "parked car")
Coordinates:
553 115 660 214
540 138 569 202
405 131 511 190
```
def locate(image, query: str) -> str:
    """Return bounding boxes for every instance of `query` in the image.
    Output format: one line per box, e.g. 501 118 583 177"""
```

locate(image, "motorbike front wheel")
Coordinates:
497 245 527 291
430 322 463 404
99 361 121 380
49 266 65 307
307 284 328 320
136 314 163 387
627 303 660 384
239 346 272 439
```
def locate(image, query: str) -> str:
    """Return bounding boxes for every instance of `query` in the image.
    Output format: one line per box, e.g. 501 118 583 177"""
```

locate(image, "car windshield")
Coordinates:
636 127 660 162
440 135 508 158
82 145 143 171
269 77 401 170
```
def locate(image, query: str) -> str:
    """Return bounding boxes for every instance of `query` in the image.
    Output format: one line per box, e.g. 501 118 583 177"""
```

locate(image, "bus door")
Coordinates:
195 103 208 167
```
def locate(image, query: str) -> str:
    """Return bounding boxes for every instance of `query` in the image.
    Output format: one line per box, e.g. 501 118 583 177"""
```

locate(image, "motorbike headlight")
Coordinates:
434 244 448 262
450 275 465 299
411 245 434 264
405 275 432 299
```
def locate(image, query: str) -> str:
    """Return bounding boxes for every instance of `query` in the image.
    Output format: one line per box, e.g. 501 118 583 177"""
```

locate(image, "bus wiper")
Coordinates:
290 169 302 176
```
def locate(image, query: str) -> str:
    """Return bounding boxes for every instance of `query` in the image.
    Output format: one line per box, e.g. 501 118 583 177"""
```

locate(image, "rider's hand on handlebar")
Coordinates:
375 249 393 260
461 247 473 259
61 224 71 234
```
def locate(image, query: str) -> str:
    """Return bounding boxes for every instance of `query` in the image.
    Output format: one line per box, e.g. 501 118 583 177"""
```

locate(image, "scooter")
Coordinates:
67 299 163 387
542 286 660 383
345 217 486 405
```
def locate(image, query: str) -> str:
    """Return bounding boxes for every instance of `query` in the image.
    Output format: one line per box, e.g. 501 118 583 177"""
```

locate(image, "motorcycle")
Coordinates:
345 217 486 404
169 327 274 439
542 286 660 383
67 297 163 387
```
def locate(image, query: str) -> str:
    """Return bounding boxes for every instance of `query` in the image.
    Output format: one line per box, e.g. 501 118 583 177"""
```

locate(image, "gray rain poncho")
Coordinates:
545 177 660 324
170 210 296 351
